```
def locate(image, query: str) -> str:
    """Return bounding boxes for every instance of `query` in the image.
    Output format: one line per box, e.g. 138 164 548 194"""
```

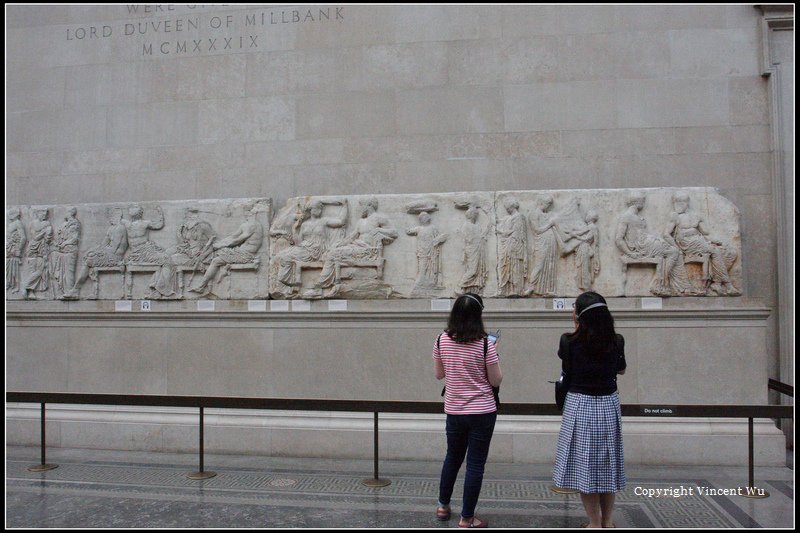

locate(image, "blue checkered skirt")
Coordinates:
553 391 625 493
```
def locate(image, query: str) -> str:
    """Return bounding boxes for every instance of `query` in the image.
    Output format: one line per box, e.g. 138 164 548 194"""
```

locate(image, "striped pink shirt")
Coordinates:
433 332 500 415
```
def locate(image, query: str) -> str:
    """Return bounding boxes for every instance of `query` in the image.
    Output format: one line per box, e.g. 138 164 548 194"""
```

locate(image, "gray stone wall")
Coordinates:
6 5 789 462
5 4 776 305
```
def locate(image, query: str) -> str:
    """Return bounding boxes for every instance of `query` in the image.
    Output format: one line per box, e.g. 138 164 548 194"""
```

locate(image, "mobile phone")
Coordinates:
488 329 501 344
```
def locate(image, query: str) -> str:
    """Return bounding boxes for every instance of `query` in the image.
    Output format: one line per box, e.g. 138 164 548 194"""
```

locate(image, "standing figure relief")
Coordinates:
525 195 559 297
6 207 27 294
62 207 128 300
456 202 490 296
49 207 81 299
496 197 528 297
22 208 53 300
406 202 448 295
567 209 601 292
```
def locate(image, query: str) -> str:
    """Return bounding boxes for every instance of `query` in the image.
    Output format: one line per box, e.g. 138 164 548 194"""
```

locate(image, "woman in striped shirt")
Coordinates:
433 293 503 528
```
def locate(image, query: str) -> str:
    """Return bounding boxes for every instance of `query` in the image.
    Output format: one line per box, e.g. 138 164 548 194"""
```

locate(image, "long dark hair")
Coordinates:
446 293 487 343
572 292 617 356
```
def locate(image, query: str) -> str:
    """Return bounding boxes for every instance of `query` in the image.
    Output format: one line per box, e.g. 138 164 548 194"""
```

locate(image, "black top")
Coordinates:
558 333 626 396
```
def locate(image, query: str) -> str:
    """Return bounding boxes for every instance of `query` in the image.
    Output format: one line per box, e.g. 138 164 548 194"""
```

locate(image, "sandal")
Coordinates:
458 516 488 528
436 505 451 521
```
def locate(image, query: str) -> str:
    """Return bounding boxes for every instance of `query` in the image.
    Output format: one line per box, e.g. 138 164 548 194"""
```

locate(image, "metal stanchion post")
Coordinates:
28 403 58 472
188 406 217 480
741 417 769 498
362 412 390 487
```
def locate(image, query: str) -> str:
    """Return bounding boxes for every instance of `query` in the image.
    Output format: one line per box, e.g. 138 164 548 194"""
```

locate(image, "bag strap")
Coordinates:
560 335 571 374
439 333 445 397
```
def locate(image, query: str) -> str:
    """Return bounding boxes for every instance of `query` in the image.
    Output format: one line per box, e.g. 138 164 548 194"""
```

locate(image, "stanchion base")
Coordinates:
741 490 770 499
361 478 391 487
28 464 59 472
550 485 579 494
187 471 217 480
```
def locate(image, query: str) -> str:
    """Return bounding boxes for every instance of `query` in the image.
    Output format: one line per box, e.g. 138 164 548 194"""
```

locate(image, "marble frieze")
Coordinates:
269 188 741 299
6 188 741 300
6 198 271 301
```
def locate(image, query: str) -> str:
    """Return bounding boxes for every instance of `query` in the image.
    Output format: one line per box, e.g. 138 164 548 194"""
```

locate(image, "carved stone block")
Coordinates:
5 198 271 301
270 193 498 299
270 188 741 299
7 188 741 301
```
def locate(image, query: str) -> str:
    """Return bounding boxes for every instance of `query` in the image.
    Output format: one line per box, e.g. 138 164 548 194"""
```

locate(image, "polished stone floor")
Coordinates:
6 446 794 528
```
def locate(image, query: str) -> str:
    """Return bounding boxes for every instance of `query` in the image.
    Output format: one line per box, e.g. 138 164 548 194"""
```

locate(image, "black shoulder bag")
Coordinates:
439 334 501 409
554 336 571 411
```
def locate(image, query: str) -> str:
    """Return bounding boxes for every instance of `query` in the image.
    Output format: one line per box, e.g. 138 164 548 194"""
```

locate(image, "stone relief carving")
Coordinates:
121 204 178 299
188 200 267 297
405 202 448 296
566 207 601 292
615 192 693 296
9 198 271 301
62 207 127 300
6 207 27 294
455 200 490 296
269 198 348 298
551 198 601 292
303 197 398 299
665 191 740 296
5 189 742 301
496 196 528 297
22 208 53 299
525 194 559 297
524 196 603 295
170 207 217 298
49 207 81 299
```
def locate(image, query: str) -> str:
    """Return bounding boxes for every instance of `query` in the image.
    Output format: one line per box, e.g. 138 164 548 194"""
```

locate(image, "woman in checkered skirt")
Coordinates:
553 292 626 528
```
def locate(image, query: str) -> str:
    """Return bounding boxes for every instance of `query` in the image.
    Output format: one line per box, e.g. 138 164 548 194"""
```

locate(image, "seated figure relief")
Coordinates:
305 197 398 298
189 201 265 296
615 192 694 296
269 199 348 297
665 192 739 296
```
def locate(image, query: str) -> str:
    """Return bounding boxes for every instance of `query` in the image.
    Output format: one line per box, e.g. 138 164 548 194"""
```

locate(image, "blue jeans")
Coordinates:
438 411 497 519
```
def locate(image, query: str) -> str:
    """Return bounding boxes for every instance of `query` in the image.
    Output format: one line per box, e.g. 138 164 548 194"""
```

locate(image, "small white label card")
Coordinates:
140 300 151 312
641 297 663 310
270 300 290 311
552 298 576 311
328 300 348 311
115 300 132 312
197 300 215 312
248 300 267 312
431 299 452 311
291 300 311 312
